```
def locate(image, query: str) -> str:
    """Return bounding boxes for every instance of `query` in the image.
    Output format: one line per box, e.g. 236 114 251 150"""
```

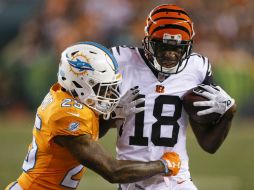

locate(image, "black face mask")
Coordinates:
151 39 188 58
149 40 185 69
143 36 193 75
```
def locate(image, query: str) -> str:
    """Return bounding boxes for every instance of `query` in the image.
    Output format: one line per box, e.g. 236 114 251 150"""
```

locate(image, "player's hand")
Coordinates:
160 152 181 176
193 84 235 116
111 86 145 119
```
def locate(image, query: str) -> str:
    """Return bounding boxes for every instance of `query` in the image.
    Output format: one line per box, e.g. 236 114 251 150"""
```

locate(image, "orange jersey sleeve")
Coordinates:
17 83 99 190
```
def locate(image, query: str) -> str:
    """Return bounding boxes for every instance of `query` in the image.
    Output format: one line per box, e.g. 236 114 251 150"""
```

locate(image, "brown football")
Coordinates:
182 86 221 124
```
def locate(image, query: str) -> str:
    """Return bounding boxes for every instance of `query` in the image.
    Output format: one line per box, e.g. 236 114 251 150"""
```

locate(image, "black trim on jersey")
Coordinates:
202 59 214 85
190 53 207 65
180 56 190 72
191 53 207 67
116 46 120 55
117 184 122 190
150 24 190 37
120 45 136 49
190 54 215 85
152 8 190 17
189 53 209 65
111 46 136 56
109 46 121 56
191 53 202 58
202 71 214 85
188 53 214 85
201 55 206 66
8 181 18 190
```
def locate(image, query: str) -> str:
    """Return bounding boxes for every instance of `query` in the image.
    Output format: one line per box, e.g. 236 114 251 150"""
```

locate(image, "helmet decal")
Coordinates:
78 42 119 73
67 57 95 72
58 42 122 115
163 33 182 43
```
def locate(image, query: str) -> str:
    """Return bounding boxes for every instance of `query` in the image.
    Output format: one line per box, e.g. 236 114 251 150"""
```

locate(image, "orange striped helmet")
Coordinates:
143 4 195 74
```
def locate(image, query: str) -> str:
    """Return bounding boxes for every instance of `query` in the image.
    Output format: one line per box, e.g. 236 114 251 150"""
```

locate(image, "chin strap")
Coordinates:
153 57 180 74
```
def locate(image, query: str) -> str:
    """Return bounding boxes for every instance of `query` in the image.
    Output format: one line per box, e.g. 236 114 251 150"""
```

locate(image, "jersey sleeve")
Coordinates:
202 57 214 85
190 53 215 85
48 106 98 139
111 46 139 94
50 116 91 137
111 46 136 64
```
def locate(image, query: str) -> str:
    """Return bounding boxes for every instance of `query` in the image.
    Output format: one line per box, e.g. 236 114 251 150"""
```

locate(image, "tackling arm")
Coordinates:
98 115 117 138
54 134 179 183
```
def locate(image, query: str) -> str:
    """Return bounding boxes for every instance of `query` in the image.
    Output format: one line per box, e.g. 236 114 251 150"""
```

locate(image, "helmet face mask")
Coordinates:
86 82 120 113
58 42 122 115
143 4 195 75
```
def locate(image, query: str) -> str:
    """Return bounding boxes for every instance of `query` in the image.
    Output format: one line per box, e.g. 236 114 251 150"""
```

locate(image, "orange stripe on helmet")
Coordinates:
145 4 195 41
147 19 193 39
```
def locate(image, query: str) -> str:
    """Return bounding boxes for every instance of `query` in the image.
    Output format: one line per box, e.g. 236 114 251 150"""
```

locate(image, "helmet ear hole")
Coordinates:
71 90 78 97
92 83 100 95
71 51 79 56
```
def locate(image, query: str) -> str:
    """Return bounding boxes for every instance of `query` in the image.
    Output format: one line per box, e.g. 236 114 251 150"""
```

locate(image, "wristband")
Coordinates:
160 159 169 175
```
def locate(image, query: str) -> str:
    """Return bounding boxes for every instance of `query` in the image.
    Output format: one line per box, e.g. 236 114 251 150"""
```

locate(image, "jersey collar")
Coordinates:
138 48 170 82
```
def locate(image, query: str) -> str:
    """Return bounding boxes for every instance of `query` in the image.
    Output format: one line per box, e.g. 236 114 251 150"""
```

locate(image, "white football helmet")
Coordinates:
58 42 122 115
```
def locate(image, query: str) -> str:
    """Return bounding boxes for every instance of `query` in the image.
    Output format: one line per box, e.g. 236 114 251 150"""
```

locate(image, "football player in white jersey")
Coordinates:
102 4 237 190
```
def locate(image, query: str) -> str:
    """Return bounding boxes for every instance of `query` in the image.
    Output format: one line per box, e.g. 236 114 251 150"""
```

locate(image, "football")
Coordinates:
182 86 221 124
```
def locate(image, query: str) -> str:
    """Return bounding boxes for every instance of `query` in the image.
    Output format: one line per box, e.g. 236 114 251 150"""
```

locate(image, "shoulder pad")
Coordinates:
111 46 137 60
47 97 93 123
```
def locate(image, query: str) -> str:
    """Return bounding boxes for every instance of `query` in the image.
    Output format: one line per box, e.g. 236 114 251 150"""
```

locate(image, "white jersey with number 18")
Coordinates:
111 46 213 189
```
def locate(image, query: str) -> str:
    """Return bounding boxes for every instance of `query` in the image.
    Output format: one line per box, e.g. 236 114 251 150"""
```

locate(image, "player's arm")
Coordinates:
98 115 116 138
190 104 236 154
190 84 237 154
54 135 180 183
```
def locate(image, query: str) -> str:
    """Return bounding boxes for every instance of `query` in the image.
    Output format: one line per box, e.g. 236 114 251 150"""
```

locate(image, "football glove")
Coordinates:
160 152 181 176
111 86 145 119
193 84 235 116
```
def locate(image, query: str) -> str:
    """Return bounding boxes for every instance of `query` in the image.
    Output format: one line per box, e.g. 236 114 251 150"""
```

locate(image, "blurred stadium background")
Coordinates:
0 0 253 189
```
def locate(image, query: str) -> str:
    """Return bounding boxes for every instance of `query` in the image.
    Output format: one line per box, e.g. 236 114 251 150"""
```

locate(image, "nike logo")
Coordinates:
67 112 80 117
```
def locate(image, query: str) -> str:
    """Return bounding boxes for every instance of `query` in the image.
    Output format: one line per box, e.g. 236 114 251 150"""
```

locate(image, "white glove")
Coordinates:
193 84 235 116
111 86 145 119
